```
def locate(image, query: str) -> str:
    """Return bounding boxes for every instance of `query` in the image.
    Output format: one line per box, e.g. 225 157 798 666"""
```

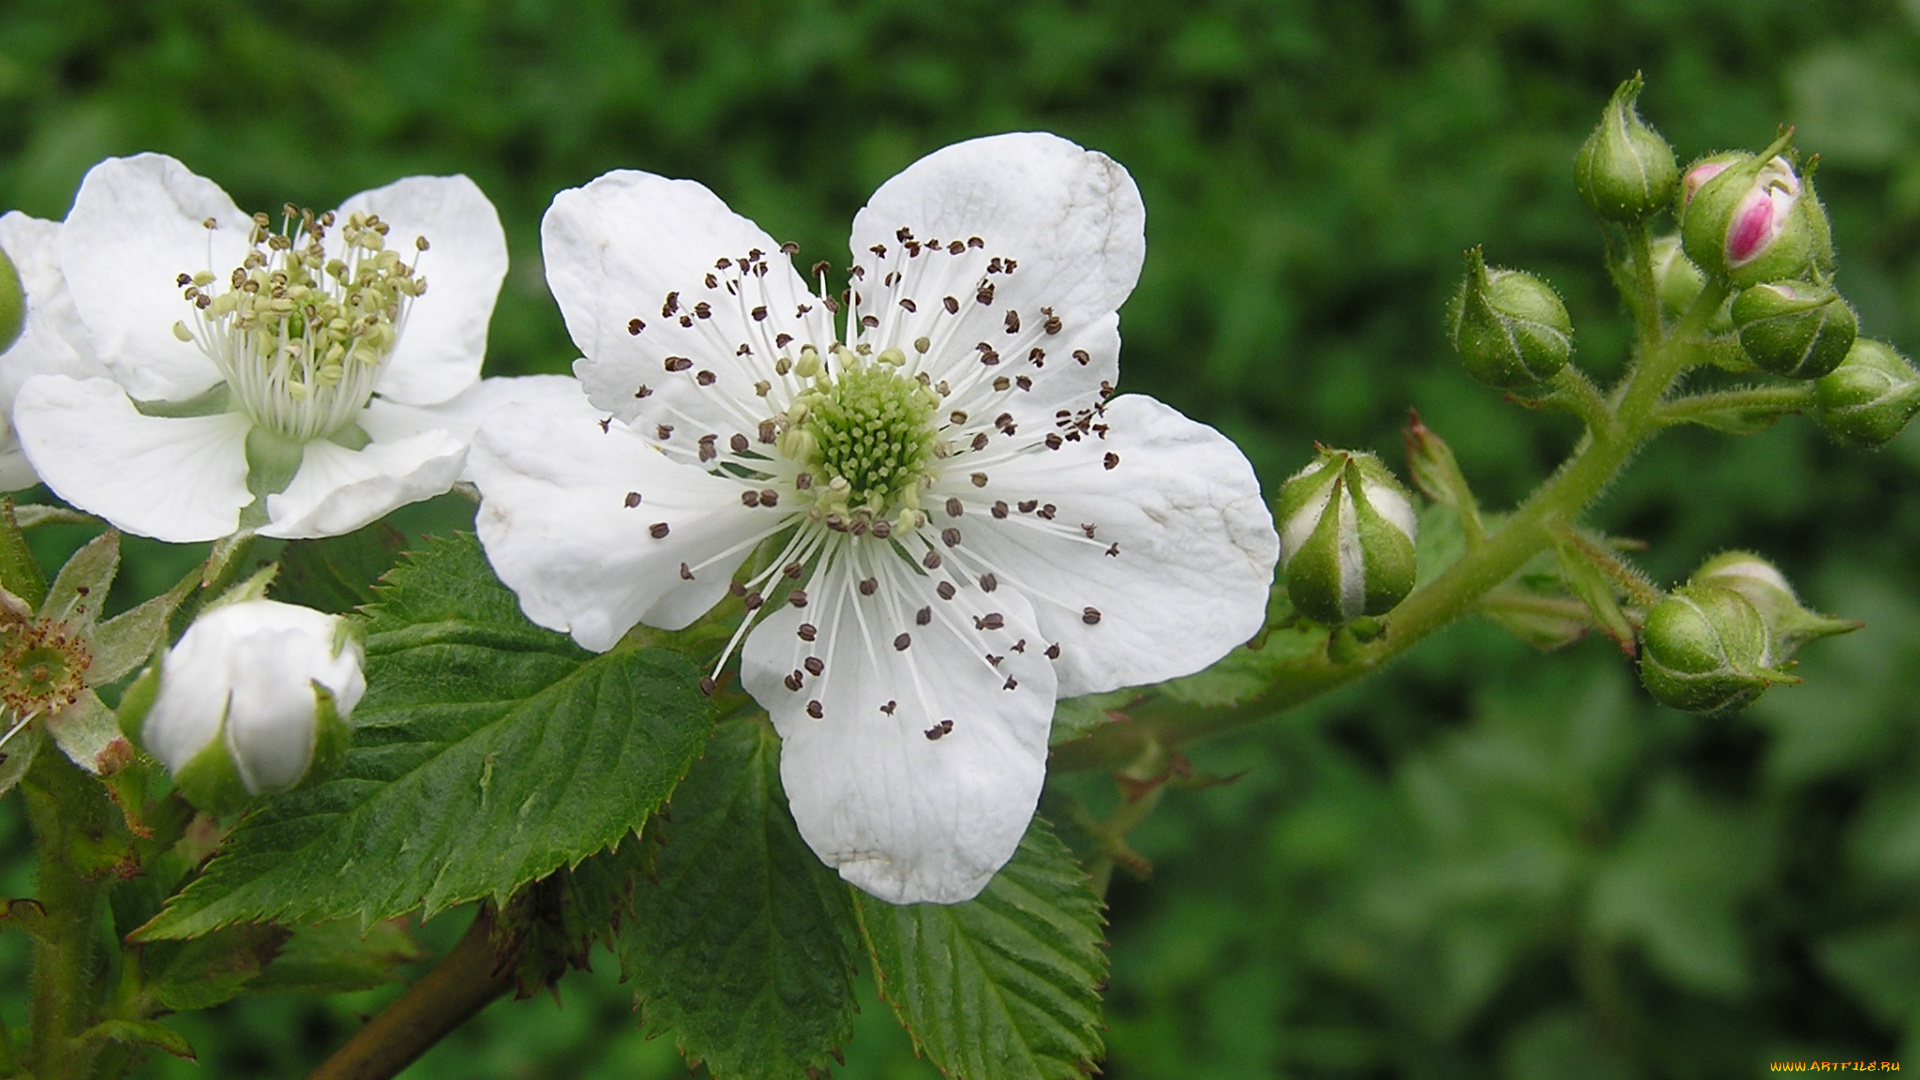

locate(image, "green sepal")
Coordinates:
132 382 231 419
1285 469 1350 624
89 570 196 685
45 689 133 776
1403 412 1482 542
1692 550 1860 661
0 498 46 611
169 714 251 817
1347 459 1417 617
0 720 43 800
0 239 23 352
240 426 307 530
116 665 161 748
1574 72 1678 223
201 562 278 615
1679 135 1830 287
42 529 119 630
300 679 351 793
1731 281 1856 379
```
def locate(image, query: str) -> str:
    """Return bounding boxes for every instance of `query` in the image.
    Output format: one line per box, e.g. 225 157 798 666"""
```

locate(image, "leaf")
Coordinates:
856 818 1108 1080
1049 690 1137 745
274 522 407 615
82 1019 196 1060
250 919 423 994
621 717 860 1079
137 534 713 939
146 923 290 1011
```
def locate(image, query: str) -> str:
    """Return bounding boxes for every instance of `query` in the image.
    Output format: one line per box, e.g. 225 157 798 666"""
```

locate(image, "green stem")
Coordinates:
1055 279 1733 775
1624 225 1663 350
1654 384 1817 427
20 754 116 1080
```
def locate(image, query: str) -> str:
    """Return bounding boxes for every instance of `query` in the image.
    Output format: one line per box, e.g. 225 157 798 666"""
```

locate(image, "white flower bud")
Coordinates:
1276 449 1418 624
127 599 362 811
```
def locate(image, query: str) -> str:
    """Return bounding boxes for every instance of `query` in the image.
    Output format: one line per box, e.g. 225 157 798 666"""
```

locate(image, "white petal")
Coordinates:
952 394 1279 697
360 373 585 448
741 550 1056 904
223 622 357 792
337 175 506 407
848 133 1141 415
260 430 467 540
0 212 107 489
57 155 249 402
543 170 821 431
469 399 772 651
14 375 252 542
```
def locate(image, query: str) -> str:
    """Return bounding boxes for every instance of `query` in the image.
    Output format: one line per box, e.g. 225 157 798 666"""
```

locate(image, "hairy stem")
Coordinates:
21 754 115 1080
1054 277 1731 775
304 908 515 1080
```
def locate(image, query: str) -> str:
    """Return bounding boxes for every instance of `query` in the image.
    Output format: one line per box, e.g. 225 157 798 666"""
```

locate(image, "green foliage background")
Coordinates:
3 0 1920 1075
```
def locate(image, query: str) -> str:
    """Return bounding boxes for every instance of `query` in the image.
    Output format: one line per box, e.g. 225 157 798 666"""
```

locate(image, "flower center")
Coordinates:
173 208 427 442
0 619 91 717
779 345 941 528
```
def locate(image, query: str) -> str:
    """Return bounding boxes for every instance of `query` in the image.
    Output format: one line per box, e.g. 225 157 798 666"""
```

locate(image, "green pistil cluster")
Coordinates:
174 207 427 442
0 616 90 718
780 345 942 529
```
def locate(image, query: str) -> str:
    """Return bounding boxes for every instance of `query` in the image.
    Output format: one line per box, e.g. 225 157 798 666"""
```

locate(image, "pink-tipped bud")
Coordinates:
1678 141 1833 288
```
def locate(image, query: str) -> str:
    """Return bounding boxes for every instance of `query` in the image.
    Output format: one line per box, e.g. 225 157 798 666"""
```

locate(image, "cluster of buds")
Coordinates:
1276 448 1418 625
122 598 362 813
1638 552 1855 714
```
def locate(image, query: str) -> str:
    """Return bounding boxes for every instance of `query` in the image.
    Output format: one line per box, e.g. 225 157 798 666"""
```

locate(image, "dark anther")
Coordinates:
894 633 911 651
785 671 804 691
758 420 775 444
663 291 680 315
975 613 1004 631
760 489 779 507
976 283 995 305
680 562 694 580
979 573 998 593
1003 677 1018 691
944 296 960 314
971 473 988 487
795 473 813 490
624 491 642 508
871 519 892 539
1038 504 1057 520
627 318 644 335
881 700 897 715
1073 349 1091 366
784 562 804 578
970 433 990 451
804 657 825 676
859 577 878 596
744 592 764 611
788 589 808 608
742 490 761 507
798 623 818 641
922 550 942 569
752 305 768 321
1042 309 1062 334
937 581 956 600
1045 643 1061 659
1082 607 1102 625
700 676 716 695
664 356 692 372
899 298 917 313
941 528 962 548
657 424 674 439
731 433 750 454
1004 310 1020 334
634 384 652 398
1104 452 1120 470
991 501 1009 519
807 700 824 719
946 497 964 517
1019 500 1038 513
650 522 671 539
917 606 932 625
696 369 716 386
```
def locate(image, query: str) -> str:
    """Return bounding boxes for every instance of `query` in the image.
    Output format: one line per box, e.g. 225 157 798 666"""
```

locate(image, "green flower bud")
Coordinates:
1678 144 1833 287
1649 234 1706 318
1447 248 1573 390
1692 551 1859 661
1638 582 1794 714
1730 281 1856 379
1277 449 1418 624
1575 74 1678 223
0 242 22 353
1815 338 1920 448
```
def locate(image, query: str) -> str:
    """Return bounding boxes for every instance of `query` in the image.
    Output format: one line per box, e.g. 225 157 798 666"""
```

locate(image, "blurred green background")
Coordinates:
3 0 1920 1076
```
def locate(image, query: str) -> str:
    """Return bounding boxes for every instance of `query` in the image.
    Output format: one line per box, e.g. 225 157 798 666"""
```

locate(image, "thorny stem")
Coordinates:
304 908 515 1080
1054 272 1734 776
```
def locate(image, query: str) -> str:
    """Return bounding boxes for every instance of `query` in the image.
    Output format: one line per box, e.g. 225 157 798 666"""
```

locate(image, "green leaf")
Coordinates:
250 919 423 994
137 534 713 939
146 923 290 1011
856 818 1108 1080
82 1019 196 1060
1049 690 1137 745
274 522 407 615
622 717 860 1079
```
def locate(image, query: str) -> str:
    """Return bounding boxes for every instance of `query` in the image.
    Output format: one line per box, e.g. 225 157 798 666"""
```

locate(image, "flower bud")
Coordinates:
1730 281 1856 379
1679 147 1833 287
1693 551 1858 661
1575 74 1678 223
0 241 22 353
123 599 361 813
1277 449 1418 624
1815 338 1920 448
1649 234 1706 319
1447 248 1573 390
1638 582 1793 714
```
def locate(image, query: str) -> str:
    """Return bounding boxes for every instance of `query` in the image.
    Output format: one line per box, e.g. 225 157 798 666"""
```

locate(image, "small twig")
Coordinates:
304 908 515 1080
